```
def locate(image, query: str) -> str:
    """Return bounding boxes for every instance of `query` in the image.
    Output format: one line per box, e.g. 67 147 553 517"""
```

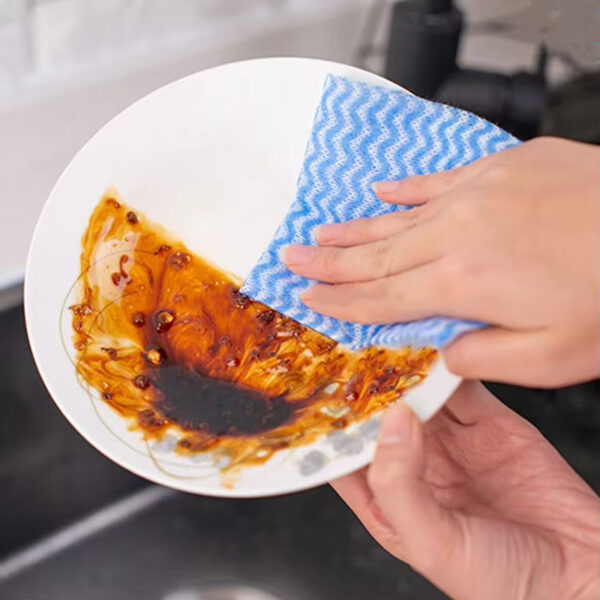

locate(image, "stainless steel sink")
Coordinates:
1 298 599 600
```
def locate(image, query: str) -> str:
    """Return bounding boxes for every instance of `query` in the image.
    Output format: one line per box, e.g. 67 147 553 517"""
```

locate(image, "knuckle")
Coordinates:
418 516 462 577
399 207 421 225
405 175 428 197
455 252 484 280
349 298 385 324
447 199 473 227
484 162 511 184
440 253 463 279
367 277 391 298
436 256 463 298
533 337 566 378
535 340 556 366
443 338 481 379
443 342 469 376
370 239 395 276
530 135 557 148
320 247 344 277
367 462 400 492
530 367 563 388
350 217 372 238
439 167 461 190
504 355 564 388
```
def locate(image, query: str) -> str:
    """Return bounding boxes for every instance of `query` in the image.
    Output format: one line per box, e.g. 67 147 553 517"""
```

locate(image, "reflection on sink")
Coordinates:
0 304 146 557
163 587 286 600
1 299 599 600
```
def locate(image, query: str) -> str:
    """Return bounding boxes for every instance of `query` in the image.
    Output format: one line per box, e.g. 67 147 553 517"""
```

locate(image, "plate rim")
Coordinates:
24 56 462 497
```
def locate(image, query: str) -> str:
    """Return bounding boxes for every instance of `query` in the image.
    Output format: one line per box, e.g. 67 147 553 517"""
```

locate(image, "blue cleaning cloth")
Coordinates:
241 74 520 349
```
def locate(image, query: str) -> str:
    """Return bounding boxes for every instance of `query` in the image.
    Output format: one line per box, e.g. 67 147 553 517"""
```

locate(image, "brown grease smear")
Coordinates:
70 191 436 470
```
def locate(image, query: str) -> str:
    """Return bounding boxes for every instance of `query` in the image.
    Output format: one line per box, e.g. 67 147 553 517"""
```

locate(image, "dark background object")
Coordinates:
2 2 600 598
1 304 599 600
542 71 600 144
385 0 464 100
385 0 547 140
0 305 145 557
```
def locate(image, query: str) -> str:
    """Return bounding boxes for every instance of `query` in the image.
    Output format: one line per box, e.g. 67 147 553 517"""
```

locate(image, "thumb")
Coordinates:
367 403 461 577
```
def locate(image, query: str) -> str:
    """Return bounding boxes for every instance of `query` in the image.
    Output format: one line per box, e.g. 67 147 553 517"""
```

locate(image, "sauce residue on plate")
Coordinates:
69 192 436 470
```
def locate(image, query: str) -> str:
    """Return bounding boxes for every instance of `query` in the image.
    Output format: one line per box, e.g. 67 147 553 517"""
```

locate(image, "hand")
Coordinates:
282 137 600 387
331 382 600 600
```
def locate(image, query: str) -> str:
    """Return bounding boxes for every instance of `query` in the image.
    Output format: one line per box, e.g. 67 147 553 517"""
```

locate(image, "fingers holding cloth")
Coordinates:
240 73 521 355
282 138 600 387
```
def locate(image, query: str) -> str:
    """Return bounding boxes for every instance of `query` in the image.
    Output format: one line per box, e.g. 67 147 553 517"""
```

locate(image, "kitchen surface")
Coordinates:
1 1 599 599
2 303 599 599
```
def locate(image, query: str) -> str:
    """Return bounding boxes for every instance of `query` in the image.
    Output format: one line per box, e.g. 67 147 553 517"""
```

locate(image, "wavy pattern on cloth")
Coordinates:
241 74 519 349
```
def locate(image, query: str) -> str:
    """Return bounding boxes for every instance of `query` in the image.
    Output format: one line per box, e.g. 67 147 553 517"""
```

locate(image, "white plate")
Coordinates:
25 57 461 497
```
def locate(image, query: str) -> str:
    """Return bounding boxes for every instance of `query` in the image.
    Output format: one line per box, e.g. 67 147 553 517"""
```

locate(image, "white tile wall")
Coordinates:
28 0 284 78
0 0 29 95
30 0 145 75
0 0 371 287
0 0 596 287
0 0 353 104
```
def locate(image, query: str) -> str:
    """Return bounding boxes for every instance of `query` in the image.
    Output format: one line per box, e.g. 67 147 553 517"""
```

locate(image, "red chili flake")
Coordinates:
257 310 275 325
154 244 171 255
132 312 146 327
265 440 289 451
231 290 250 310
153 309 175 333
168 252 191 270
102 392 112 400
119 255 129 278
126 211 139 224
69 303 92 317
138 409 164 428
133 374 150 390
101 347 118 359
111 272 122 286
219 336 232 348
145 345 166 366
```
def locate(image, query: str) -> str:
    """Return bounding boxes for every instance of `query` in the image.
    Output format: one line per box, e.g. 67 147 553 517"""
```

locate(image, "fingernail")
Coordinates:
314 225 334 244
378 403 414 445
371 181 398 195
301 287 315 303
280 245 314 267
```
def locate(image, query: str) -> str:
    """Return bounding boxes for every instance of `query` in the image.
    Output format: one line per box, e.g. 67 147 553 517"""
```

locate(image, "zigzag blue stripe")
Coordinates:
341 89 390 222
376 94 404 183
427 109 455 173
295 77 334 209
301 83 369 235
433 109 458 171
391 101 425 183
241 74 520 349
332 84 379 222
293 83 351 243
